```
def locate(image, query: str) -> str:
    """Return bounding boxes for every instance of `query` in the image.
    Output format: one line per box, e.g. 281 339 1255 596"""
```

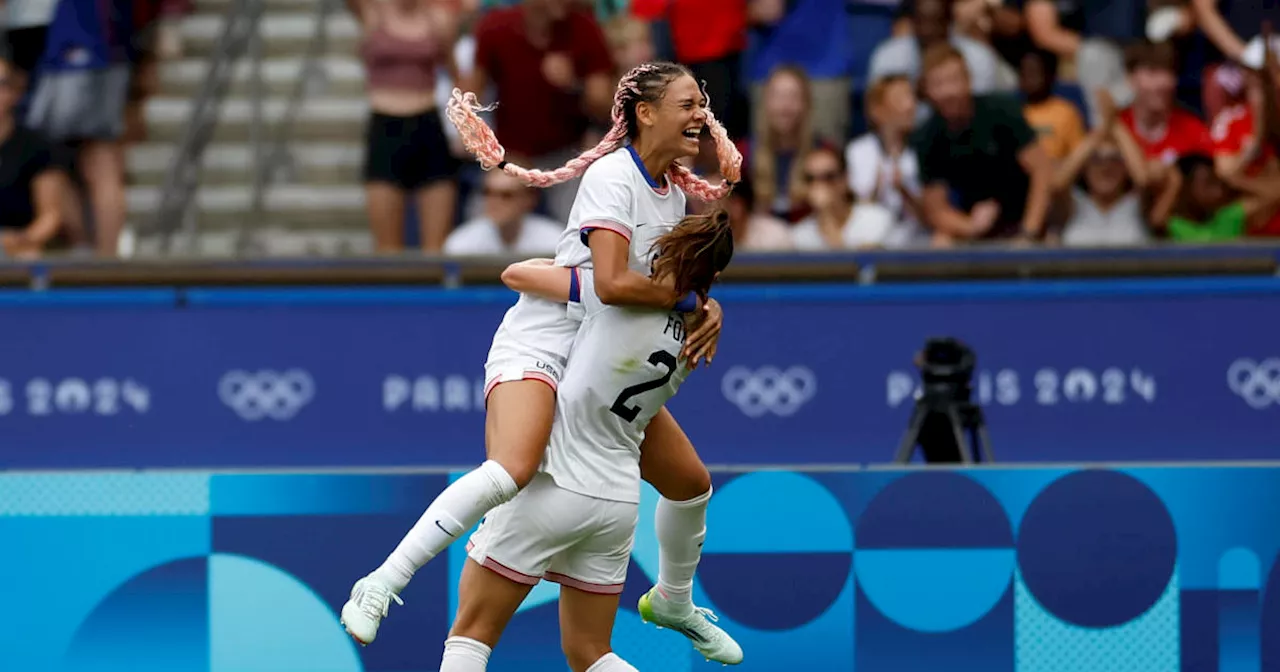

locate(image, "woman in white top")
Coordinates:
1052 102 1158 246
845 74 926 244
792 145 907 250
341 62 745 668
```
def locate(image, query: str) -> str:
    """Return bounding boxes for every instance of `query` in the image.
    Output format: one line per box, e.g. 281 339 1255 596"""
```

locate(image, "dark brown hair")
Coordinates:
650 209 735 299
1125 40 1177 73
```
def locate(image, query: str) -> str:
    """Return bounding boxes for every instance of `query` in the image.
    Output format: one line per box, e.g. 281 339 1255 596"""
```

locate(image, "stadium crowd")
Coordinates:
1 0 1279 257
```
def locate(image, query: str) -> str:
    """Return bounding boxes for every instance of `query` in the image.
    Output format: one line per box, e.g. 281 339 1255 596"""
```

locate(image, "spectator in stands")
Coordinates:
1190 0 1279 118
1211 50 1280 236
350 0 460 253
912 44 1053 243
668 0 750 139
951 0 1019 89
867 0 1007 108
691 174 792 251
953 0 1030 72
1051 92 1157 246
1167 152 1280 241
792 145 910 249
749 64 815 221
747 0 851 143
1021 0 1144 126
2 0 57 78
603 14 654 75
1020 48 1084 163
846 75 927 243
0 58 64 258
26 0 132 257
467 0 615 222
443 165 563 255
1119 41 1211 168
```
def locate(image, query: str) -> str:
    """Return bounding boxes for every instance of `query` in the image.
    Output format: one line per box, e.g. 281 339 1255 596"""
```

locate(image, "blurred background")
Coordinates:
4 0 1280 670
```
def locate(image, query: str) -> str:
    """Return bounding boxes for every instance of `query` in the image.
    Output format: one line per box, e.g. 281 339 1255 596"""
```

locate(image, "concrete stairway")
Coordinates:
125 0 374 256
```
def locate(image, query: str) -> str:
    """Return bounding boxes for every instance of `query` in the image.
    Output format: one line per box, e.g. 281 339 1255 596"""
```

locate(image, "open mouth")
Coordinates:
682 127 703 140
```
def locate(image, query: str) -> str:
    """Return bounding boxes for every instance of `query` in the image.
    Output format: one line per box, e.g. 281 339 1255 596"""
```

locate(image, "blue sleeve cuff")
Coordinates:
674 291 699 313
568 268 581 304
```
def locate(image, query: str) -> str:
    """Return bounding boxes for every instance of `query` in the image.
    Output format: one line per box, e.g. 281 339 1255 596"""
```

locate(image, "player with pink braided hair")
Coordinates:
446 61 742 199
342 61 745 668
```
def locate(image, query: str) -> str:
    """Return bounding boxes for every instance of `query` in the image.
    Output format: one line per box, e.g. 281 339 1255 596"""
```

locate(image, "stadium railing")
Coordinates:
3 243 1279 288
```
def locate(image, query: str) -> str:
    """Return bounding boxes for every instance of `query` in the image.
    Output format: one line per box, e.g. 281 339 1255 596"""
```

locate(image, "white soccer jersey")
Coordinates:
542 269 692 504
553 145 688 277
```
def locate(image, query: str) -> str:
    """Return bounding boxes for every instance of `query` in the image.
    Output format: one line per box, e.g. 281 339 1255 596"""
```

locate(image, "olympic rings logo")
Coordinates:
721 366 817 418
218 369 315 421
1227 358 1280 410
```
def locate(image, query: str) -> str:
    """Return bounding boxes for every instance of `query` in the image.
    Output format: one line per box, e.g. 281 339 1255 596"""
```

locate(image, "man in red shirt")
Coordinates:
665 0 749 139
469 0 615 221
1117 41 1211 173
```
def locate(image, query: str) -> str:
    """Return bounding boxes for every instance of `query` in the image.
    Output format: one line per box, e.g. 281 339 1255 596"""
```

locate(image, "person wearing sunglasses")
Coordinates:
0 58 65 258
443 164 566 255
791 145 906 250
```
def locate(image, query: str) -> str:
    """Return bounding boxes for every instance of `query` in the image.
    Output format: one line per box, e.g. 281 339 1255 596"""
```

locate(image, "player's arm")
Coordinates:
500 259 572 302
587 229 687 310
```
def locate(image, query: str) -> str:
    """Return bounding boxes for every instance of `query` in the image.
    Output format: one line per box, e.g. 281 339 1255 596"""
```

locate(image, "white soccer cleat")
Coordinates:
638 588 744 665
340 575 403 646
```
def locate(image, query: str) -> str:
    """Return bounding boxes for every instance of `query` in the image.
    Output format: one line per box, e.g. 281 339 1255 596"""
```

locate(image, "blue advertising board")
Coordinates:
0 276 1277 469
3 464 1280 671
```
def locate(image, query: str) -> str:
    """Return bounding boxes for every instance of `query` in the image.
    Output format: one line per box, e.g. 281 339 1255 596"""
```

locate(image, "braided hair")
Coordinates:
446 61 742 201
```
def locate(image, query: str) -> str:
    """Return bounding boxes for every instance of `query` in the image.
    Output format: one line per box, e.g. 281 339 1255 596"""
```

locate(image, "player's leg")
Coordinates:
557 586 639 672
550 496 641 672
636 406 743 665
440 560 537 671
342 379 554 644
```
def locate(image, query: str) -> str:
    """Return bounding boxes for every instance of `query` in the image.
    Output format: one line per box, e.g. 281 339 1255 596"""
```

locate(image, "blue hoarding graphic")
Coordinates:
3 465 1280 671
0 278 1278 469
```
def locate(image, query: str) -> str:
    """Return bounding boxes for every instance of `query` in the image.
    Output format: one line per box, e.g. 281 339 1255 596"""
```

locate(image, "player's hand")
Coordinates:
683 297 722 369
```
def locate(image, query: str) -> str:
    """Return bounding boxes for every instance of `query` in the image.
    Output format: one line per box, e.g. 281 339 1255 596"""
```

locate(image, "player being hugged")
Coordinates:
441 210 735 672
341 62 744 664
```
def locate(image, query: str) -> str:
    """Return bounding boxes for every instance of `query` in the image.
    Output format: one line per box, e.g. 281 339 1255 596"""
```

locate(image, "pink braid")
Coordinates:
446 87 628 188
666 104 743 202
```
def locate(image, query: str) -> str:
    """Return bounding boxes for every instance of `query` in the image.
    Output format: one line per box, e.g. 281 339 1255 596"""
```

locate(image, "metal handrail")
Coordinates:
237 0 337 255
149 0 264 253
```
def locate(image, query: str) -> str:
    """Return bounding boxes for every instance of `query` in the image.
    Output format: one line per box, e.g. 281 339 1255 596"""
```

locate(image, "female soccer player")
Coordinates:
441 211 735 672
342 62 743 664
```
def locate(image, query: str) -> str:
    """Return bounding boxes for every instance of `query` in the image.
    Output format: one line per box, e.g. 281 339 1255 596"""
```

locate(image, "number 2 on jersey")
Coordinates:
609 350 678 422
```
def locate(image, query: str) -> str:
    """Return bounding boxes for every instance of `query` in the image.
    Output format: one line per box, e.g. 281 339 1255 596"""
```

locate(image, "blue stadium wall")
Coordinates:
1 276 1278 470
4 465 1280 671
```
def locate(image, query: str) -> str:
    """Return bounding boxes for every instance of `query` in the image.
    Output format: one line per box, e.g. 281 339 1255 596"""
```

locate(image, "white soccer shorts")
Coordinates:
466 473 637 594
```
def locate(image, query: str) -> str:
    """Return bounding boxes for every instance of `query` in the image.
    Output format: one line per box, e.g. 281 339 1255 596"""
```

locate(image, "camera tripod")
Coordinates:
893 384 996 464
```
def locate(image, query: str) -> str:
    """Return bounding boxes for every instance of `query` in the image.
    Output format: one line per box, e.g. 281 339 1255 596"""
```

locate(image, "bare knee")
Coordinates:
490 455 539 490
646 461 711 502
561 634 612 672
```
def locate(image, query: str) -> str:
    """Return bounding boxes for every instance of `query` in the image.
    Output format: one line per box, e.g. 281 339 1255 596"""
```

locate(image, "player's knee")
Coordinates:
491 457 538 490
660 462 711 502
561 633 612 672
448 606 503 648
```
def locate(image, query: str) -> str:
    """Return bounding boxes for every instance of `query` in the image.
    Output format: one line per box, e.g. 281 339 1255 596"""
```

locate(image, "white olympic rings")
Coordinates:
721 366 817 417
219 369 315 421
1227 358 1280 410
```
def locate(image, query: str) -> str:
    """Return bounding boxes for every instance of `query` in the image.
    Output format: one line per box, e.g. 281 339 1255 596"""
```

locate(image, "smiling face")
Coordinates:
634 73 709 159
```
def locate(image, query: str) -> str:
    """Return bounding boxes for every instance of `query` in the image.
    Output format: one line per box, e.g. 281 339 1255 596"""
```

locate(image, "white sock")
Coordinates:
655 487 712 607
375 460 519 592
440 636 491 672
585 652 638 672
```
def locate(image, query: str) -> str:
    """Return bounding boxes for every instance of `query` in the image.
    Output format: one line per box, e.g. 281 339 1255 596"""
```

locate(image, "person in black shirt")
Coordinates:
911 44 1054 243
0 58 63 258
